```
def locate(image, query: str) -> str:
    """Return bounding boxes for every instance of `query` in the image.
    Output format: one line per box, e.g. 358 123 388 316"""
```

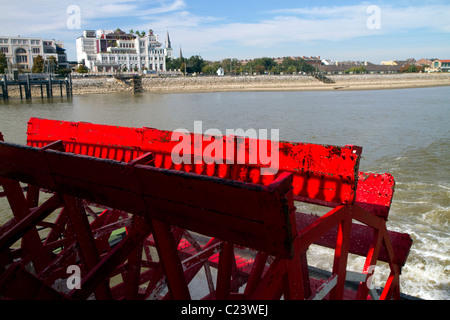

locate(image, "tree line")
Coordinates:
0 52 71 77
166 56 317 75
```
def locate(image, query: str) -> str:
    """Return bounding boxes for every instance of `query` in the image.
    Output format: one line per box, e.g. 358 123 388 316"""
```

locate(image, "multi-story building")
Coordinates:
427 59 450 72
76 29 173 73
0 36 68 71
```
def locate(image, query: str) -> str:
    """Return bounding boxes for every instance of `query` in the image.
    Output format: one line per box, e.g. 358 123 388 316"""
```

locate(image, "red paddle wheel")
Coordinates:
0 118 412 300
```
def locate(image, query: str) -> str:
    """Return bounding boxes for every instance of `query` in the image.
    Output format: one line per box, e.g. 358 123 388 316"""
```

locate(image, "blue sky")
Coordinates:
1 0 449 63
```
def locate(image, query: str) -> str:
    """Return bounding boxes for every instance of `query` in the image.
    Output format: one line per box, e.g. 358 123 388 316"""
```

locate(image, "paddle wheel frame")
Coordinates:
0 118 412 300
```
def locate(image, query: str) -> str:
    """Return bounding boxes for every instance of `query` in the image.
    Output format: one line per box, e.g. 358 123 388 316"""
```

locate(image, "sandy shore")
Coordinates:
4 73 450 98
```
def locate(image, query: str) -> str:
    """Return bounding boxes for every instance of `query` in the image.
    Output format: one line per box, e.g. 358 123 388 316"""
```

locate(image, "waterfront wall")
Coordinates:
86 73 450 94
4 73 450 98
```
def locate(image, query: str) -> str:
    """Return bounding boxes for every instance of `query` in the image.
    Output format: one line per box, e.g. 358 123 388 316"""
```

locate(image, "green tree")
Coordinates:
210 61 221 74
32 55 44 73
166 57 186 72
76 64 89 73
202 65 214 74
301 62 316 74
221 59 232 74
0 52 7 74
244 57 277 74
399 64 422 73
45 56 58 73
281 57 295 71
286 65 297 74
269 65 280 74
241 63 253 75
255 57 276 73
344 66 366 74
280 57 316 74
254 64 266 74
166 57 178 70
188 55 206 74
56 68 71 77
220 58 241 74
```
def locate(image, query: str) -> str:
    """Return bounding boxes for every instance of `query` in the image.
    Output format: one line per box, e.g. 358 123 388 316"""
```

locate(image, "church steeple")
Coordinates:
165 30 172 49
179 46 183 59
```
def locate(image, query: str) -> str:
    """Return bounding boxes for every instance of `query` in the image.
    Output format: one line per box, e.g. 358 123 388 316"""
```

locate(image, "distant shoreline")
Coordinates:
4 73 450 98
76 73 450 95
140 73 450 94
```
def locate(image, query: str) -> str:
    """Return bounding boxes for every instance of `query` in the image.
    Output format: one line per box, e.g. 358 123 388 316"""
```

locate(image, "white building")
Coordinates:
76 29 173 73
0 36 68 71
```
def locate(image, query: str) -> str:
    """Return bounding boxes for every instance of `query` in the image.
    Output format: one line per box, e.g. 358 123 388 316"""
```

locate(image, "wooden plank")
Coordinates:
296 211 412 266
310 274 337 300
26 118 363 206
330 215 352 300
356 172 395 219
63 195 112 299
69 215 153 300
0 142 56 188
0 194 61 252
215 242 235 300
152 219 191 300
0 141 294 258
249 258 286 300
0 176 51 273
0 263 64 299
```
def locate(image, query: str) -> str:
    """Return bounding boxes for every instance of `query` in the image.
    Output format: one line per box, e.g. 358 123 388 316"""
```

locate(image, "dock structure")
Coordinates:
312 71 335 84
1 73 73 100
114 74 143 93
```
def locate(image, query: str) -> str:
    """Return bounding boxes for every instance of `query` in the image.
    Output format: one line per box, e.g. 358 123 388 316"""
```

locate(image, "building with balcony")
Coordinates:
0 36 68 71
427 59 450 72
76 29 173 73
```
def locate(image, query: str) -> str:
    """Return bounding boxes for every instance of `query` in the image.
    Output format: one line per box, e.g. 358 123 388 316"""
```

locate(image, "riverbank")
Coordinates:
74 73 450 95
4 73 450 98
143 73 450 93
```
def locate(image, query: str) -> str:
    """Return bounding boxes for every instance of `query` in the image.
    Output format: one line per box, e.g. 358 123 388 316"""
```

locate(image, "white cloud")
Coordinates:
380 4 450 32
1 1 449 61
139 0 186 15
156 5 372 57
270 4 369 18
0 0 186 35
170 3 450 59
95 4 138 17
